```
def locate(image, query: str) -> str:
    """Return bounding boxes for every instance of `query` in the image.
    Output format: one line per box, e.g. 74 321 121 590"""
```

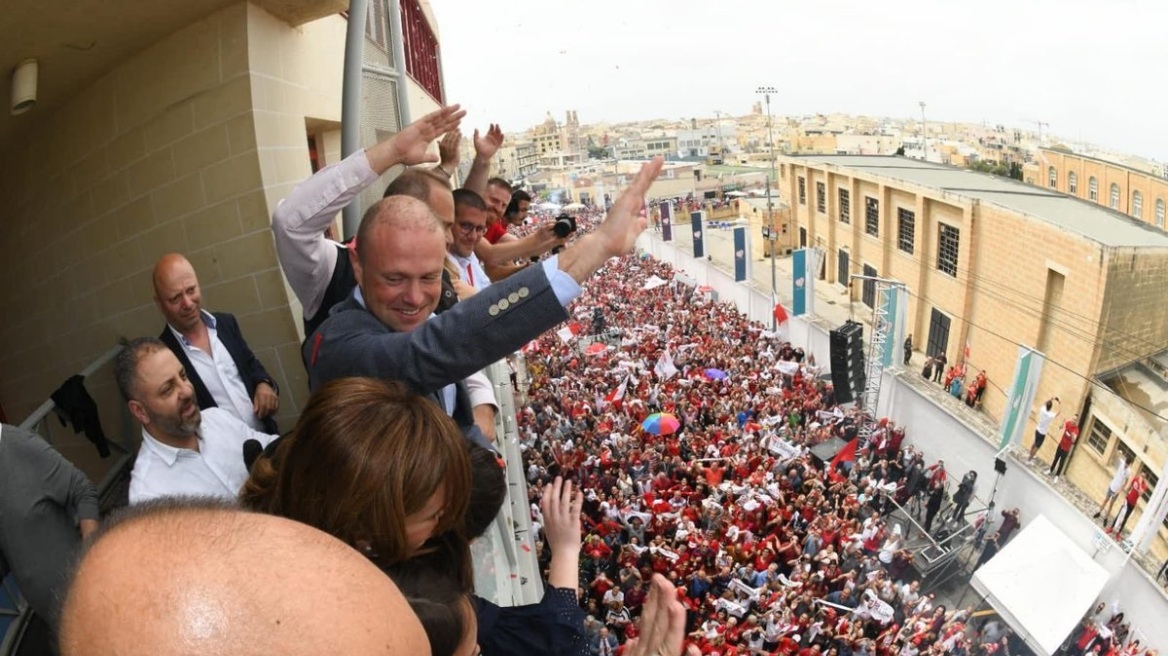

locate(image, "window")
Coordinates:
937 223 960 276
1142 468 1158 504
816 182 826 213
798 177 806 205
862 264 877 308
837 248 849 284
1132 191 1143 219
365 0 388 48
1109 183 1120 210
401 0 444 103
865 197 879 237
897 208 915 254
1157 199 1165 228
1088 176 1098 201
838 188 850 223
1048 166 1057 188
1068 171 1078 194
1086 419 1111 455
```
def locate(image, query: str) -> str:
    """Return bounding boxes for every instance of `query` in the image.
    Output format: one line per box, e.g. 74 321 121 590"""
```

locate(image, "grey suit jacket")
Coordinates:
304 261 568 405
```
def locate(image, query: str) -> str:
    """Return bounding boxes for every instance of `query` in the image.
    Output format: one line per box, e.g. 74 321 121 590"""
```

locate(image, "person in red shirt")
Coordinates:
1109 473 1148 538
1048 415 1079 480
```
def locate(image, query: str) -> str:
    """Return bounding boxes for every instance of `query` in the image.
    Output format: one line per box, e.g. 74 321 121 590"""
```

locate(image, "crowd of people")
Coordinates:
513 245 1057 656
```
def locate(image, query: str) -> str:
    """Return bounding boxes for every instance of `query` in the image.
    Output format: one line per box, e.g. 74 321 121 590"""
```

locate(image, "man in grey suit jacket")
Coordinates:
304 157 665 444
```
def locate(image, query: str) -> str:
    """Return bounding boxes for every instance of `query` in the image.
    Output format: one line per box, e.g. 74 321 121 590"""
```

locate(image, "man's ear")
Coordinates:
128 399 149 426
349 246 363 285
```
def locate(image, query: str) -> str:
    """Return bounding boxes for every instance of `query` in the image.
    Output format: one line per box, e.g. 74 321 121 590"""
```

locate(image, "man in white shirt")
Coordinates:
153 253 280 434
449 189 493 290
115 337 276 503
1028 396 1060 462
1094 454 1129 521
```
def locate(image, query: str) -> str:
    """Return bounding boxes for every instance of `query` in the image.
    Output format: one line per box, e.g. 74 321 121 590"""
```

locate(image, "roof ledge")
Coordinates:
252 0 347 26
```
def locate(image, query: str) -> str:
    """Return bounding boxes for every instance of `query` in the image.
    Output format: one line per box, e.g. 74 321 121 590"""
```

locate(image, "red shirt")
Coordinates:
1059 422 1079 451
485 221 507 244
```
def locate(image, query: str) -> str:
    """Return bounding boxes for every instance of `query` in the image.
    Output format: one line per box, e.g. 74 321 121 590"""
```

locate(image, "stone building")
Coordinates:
782 154 1168 554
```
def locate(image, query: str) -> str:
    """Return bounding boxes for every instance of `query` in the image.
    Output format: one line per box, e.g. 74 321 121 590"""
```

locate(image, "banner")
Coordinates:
691 211 704 258
997 346 1045 450
733 226 749 282
792 248 808 315
660 201 673 242
880 286 908 368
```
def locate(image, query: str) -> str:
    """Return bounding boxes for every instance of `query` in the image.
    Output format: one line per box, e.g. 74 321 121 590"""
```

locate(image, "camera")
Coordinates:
553 213 577 238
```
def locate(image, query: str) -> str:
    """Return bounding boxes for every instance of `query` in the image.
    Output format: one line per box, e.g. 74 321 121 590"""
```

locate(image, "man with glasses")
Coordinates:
450 189 493 290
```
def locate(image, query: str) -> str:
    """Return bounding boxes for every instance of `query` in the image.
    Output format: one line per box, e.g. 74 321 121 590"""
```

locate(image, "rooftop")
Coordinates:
1100 355 1168 431
787 155 1168 248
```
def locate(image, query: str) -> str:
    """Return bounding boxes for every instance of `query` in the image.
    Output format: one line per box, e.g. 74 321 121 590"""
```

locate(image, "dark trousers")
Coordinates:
1050 448 1070 475
1114 502 1136 534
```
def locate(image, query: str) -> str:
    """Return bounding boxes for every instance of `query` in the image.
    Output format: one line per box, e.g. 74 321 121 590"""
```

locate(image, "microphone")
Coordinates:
243 439 263 471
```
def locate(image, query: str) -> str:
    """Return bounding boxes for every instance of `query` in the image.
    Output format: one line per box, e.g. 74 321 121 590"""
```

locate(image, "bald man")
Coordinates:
304 158 666 448
58 498 430 656
153 253 280 434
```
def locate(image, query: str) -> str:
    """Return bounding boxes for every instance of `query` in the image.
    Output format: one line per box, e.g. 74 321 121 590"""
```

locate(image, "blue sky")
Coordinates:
434 0 1168 160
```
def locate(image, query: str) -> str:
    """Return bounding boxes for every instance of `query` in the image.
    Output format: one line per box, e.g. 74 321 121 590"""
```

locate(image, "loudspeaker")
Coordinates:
830 327 853 404
994 458 1007 474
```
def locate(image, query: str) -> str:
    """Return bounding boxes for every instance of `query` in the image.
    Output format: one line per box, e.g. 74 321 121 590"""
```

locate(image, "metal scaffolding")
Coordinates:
850 276 907 446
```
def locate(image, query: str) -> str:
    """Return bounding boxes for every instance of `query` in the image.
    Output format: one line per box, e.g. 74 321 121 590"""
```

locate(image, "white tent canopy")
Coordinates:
970 515 1109 656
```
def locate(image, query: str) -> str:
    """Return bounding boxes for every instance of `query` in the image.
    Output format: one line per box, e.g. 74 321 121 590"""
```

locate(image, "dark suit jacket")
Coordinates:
304 264 569 446
160 312 279 434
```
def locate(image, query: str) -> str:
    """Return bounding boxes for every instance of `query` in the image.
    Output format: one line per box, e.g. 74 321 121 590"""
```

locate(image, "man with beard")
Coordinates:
116 337 276 503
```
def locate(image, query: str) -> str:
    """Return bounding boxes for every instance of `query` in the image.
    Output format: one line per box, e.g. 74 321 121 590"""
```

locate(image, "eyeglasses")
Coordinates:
457 221 487 235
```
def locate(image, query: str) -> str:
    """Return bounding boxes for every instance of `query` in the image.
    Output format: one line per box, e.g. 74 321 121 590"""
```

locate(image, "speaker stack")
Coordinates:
829 320 866 405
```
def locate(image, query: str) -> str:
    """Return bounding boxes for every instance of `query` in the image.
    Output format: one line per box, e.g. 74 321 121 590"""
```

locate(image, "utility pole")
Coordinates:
757 86 779 328
919 101 928 162
713 110 725 164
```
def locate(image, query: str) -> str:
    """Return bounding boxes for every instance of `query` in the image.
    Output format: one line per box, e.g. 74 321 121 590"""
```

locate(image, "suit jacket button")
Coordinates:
489 305 500 316
498 299 510 310
509 292 520 303
517 287 529 298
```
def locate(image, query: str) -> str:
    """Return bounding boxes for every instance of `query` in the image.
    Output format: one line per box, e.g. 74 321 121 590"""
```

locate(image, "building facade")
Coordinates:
781 155 1168 554
1036 147 1168 230
0 0 445 459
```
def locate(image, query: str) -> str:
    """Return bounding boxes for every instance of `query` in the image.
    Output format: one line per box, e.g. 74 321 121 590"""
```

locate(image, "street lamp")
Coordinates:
756 86 778 328
919 101 928 162
713 110 725 164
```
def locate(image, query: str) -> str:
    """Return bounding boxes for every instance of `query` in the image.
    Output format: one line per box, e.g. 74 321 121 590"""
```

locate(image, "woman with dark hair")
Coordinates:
241 377 474 585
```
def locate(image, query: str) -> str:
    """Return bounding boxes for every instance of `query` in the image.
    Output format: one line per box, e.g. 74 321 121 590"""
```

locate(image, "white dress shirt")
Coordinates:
448 252 491 290
129 408 276 504
169 312 264 431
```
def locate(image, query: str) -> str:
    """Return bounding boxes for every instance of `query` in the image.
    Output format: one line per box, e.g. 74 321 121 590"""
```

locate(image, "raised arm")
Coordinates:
474 222 564 265
462 123 503 196
541 476 583 592
272 106 465 318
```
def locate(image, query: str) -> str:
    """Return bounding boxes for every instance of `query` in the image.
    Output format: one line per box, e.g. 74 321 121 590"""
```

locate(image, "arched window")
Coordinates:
1109 183 1121 210
1068 171 1078 194
1132 191 1143 219
1048 166 1057 188
1157 199 1165 228
1088 177 1098 201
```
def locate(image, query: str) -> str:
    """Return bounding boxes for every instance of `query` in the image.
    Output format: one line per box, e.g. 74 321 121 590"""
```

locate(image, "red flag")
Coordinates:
568 321 584 335
604 376 629 410
773 303 789 325
827 438 858 483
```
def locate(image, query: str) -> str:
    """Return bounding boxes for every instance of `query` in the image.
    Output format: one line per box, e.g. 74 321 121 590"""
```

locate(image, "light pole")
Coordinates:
713 110 725 164
757 86 778 327
919 101 928 162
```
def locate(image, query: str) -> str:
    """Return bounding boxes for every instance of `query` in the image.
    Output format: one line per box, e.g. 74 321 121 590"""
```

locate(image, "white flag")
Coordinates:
654 348 678 380
556 326 574 343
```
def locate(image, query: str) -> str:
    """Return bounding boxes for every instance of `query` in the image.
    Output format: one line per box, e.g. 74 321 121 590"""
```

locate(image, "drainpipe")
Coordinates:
341 0 368 239
387 0 413 128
